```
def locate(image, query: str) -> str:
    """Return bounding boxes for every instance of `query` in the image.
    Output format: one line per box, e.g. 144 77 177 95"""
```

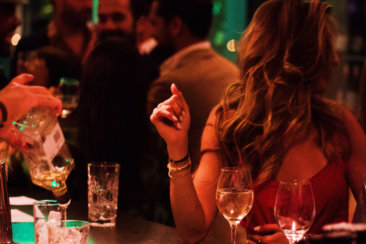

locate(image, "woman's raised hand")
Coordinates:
150 83 190 160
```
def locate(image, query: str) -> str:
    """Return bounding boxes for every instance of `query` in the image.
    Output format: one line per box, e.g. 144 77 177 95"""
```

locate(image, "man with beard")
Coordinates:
11 0 91 87
0 0 24 89
96 0 161 55
97 0 135 42
87 0 173 91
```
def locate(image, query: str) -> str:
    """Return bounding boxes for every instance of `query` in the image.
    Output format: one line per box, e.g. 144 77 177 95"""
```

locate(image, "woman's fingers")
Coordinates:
249 224 288 244
155 95 184 122
253 224 281 234
261 232 287 243
171 83 189 111
151 106 182 129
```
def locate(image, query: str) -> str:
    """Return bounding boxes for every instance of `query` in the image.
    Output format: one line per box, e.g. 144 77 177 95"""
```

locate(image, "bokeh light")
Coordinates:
226 39 236 52
11 34 21 46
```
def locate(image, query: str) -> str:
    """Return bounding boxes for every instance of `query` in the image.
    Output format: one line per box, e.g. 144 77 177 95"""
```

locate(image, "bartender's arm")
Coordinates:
0 73 62 148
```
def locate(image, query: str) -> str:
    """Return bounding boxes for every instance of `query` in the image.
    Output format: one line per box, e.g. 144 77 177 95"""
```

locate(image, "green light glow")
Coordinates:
42 4 53 15
213 1 222 15
92 0 99 24
214 31 225 46
51 180 60 188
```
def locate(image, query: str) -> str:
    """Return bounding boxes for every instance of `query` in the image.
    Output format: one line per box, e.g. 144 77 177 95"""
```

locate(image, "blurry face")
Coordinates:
148 1 173 49
98 0 134 38
0 3 20 56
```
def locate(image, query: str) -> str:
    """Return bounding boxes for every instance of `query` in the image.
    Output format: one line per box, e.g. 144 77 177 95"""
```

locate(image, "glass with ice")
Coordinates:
88 162 120 227
47 220 90 244
33 200 66 244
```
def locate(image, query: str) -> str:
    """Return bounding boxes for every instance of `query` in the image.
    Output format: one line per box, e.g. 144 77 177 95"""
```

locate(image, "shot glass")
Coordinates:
33 200 66 244
48 220 90 244
88 162 120 227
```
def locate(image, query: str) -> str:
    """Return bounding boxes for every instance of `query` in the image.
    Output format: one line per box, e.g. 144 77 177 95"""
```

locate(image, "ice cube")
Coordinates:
35 219 48 244
66 228 83 244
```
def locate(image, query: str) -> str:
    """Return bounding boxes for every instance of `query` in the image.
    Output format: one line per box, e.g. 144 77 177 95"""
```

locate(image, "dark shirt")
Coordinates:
0 66 8 89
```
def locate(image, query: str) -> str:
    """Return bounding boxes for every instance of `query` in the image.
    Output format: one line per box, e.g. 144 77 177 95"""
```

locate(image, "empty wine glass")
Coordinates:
216 167 254 244
274 179 316 244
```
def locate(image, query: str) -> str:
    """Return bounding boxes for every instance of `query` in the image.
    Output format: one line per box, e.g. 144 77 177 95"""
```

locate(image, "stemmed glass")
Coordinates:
274 179 316 244
216 167 254 244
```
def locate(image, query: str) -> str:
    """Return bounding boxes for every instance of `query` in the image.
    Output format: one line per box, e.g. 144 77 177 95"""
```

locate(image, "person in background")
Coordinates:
84 0 171 86
76 38 156 220
0 0 62 143
150 0 366 243
147 0 239 172
12 0 91 87
86 0 150 51
94 0 134 44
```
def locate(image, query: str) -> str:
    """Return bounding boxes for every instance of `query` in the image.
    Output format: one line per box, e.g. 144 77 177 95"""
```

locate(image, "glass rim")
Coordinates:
60 220 90 225
33 199 59 206
88 162 120 168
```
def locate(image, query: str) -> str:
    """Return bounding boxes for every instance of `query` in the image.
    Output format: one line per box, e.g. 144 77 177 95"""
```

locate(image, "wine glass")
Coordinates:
57 77 80 118
274 179 316 244
216 167 254 244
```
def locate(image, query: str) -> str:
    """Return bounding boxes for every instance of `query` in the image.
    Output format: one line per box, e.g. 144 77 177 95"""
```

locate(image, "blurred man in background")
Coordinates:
97 0 134 42
147 0 239 171
89 0 157 53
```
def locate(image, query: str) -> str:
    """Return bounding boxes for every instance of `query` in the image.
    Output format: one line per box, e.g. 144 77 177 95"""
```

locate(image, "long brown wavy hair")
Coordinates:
216 0 350 185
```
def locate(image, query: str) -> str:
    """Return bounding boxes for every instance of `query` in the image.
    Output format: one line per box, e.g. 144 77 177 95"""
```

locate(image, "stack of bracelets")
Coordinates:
167 154 191 178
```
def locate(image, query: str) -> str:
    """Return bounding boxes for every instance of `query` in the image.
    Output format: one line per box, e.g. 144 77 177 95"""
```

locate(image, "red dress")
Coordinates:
242 158 349 234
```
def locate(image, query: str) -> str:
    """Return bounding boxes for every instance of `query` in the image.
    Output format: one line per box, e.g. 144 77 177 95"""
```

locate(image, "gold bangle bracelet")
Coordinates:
168 167 191 179
167 158 191 172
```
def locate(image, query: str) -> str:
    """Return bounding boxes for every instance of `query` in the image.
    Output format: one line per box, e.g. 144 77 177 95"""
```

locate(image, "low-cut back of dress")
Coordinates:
242 157 348 234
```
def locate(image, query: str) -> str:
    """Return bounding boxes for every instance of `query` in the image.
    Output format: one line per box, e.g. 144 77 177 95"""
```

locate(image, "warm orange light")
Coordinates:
11 34 21 46
227 39 236 52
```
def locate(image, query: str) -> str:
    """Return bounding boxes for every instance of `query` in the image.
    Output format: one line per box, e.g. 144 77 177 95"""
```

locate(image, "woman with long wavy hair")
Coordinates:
150 0 366 243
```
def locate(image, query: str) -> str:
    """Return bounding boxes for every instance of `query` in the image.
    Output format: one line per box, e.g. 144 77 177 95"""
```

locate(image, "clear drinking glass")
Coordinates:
216 167 254 244
47 220 90 244
33 200 67 244
88 162 120 227
274 179 316 244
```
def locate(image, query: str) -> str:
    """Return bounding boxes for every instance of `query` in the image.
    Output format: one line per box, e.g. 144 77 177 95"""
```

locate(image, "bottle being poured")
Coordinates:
12 106 74 205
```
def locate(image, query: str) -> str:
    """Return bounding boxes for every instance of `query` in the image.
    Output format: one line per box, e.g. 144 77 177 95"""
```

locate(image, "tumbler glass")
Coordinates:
33 200 66 244
88 162 120 227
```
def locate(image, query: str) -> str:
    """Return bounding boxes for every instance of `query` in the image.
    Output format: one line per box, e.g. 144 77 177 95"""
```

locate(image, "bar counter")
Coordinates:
10 197 225 244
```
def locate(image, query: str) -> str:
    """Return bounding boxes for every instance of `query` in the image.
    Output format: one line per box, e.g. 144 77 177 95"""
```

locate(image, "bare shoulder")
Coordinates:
206 104 235 125
341 107 365 136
